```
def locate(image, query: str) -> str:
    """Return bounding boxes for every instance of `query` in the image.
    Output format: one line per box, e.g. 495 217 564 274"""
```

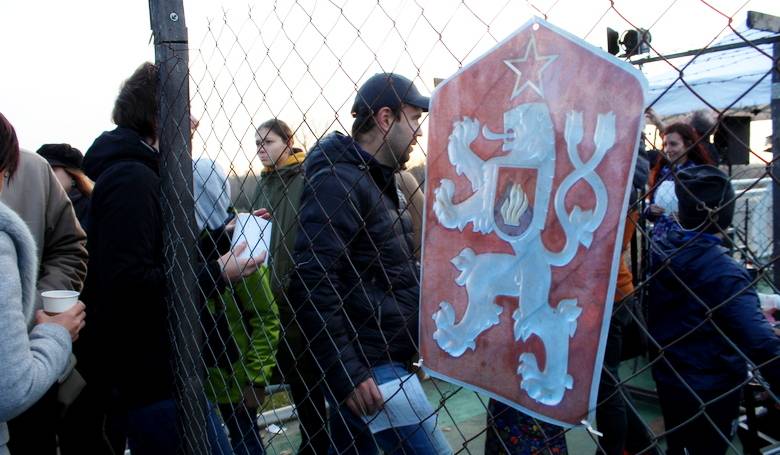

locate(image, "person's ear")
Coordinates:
374 106 395 133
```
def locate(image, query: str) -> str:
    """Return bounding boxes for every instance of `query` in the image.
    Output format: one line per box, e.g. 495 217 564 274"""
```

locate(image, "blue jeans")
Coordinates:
219 402 265 455
125 399 232 455
327 362 452 455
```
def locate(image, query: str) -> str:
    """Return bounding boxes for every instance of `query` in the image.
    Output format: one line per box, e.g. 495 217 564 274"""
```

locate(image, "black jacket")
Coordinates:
68 188 90 231
649 230 780 393
79 127 173 408
288 132 419 401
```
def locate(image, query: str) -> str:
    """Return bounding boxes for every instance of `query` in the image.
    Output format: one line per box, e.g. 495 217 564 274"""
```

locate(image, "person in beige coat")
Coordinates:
0 149 88 453
0 149 88 315
0 111 86 455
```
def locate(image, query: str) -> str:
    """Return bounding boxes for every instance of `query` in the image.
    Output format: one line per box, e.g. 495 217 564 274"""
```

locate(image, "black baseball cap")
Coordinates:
37 143 84 170
351 73 430 117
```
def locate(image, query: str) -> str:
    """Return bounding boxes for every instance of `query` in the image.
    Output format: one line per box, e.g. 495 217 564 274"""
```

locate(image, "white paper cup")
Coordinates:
41 290 79 314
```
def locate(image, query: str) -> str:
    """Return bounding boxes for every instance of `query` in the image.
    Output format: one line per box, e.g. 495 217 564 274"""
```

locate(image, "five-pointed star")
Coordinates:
504 36 558 99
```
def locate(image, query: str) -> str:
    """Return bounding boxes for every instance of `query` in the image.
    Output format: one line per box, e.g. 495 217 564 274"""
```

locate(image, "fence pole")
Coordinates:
149 1 207 453
747 12 780 288
773 40 780 289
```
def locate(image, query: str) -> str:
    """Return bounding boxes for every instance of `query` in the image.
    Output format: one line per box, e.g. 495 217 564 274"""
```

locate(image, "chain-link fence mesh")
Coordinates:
148 1 780 453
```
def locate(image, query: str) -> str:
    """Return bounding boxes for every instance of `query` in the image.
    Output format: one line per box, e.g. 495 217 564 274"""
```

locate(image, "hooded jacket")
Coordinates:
79 127 172 407
288 132 419 401
0 202 70 454
648 230 780 393
192 159 280 404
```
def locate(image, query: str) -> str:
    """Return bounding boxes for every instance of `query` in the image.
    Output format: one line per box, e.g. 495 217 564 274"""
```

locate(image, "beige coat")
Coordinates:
0 150 88 327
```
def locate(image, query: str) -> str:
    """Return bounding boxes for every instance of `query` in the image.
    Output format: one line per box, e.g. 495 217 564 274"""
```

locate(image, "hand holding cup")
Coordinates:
35 301 86 341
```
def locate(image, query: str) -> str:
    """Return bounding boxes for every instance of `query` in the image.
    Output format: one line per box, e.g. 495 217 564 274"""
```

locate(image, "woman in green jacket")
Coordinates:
194 158 280 455
252 119 329 455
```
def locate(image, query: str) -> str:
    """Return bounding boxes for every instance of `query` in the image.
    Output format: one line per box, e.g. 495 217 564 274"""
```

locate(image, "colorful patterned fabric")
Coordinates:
485 399 568 455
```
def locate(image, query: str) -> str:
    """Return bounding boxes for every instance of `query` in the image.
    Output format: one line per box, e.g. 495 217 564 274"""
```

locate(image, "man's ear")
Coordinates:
374 106 395 133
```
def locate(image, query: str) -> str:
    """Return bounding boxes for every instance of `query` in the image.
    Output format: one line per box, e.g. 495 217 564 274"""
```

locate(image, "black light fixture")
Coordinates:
606 27 652 57
607 28 620 55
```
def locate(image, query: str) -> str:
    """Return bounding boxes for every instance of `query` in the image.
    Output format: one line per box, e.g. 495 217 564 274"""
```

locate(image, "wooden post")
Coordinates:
148 0 207 452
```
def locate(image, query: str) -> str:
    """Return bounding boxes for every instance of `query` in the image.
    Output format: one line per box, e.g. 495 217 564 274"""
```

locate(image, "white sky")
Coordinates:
1 0 778 173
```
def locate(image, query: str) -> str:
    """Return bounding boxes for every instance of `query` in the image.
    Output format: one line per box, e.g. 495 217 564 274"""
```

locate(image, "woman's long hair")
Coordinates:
648 122 714 188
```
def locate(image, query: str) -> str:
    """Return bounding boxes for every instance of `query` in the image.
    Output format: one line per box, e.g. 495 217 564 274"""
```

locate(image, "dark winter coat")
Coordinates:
288 132 419 401
79 127 173 408
68 188 90 231
80 128 229 409
648 230 780 393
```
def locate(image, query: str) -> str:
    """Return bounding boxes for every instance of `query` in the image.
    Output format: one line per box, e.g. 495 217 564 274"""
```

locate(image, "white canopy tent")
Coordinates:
646 27 776 118
645 28 777 261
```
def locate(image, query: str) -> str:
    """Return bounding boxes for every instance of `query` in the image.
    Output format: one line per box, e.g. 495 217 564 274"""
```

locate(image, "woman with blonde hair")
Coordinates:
36 144 93 227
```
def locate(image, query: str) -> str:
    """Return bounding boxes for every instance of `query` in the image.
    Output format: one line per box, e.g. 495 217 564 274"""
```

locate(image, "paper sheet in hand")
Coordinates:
362 373 437 433
230 214 272 264
654 180 678 215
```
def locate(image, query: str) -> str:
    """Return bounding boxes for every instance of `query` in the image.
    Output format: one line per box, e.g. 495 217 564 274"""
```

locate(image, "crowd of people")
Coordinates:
0 61 778 455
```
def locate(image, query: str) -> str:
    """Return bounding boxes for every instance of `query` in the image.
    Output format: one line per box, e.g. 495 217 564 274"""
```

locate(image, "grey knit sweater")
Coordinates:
0 201 70 454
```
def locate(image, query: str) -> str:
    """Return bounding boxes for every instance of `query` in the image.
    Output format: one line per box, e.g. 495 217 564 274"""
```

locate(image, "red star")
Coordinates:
504 36 558 99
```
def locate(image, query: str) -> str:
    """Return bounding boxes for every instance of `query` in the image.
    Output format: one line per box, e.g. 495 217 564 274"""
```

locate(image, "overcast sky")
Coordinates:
1 0 777 173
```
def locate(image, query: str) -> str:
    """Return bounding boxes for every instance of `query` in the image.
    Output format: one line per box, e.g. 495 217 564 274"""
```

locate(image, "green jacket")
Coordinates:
205 266 280 404
251 156 305 323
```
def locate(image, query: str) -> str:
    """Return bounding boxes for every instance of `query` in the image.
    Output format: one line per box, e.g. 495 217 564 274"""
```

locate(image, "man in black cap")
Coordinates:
289 73 451 454
647 165 780 455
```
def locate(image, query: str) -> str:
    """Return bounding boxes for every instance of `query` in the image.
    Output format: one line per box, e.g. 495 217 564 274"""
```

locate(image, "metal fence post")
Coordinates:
748 12 780 288
773 41 780 289
149 1 206 453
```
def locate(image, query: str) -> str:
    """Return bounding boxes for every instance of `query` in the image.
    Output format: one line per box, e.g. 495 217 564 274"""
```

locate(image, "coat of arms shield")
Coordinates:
420 18 648 426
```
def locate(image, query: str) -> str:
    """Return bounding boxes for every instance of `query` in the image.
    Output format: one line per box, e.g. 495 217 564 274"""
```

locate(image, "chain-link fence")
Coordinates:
147 1 780 453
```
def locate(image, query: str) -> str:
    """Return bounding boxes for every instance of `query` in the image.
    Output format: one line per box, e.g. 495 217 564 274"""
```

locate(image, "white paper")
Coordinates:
654 180 678 215
265 423 285 435
230 214 272 264
362 373 438 433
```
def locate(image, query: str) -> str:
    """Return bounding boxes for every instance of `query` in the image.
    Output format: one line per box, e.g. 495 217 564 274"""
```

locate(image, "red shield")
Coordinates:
420 18 647 426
